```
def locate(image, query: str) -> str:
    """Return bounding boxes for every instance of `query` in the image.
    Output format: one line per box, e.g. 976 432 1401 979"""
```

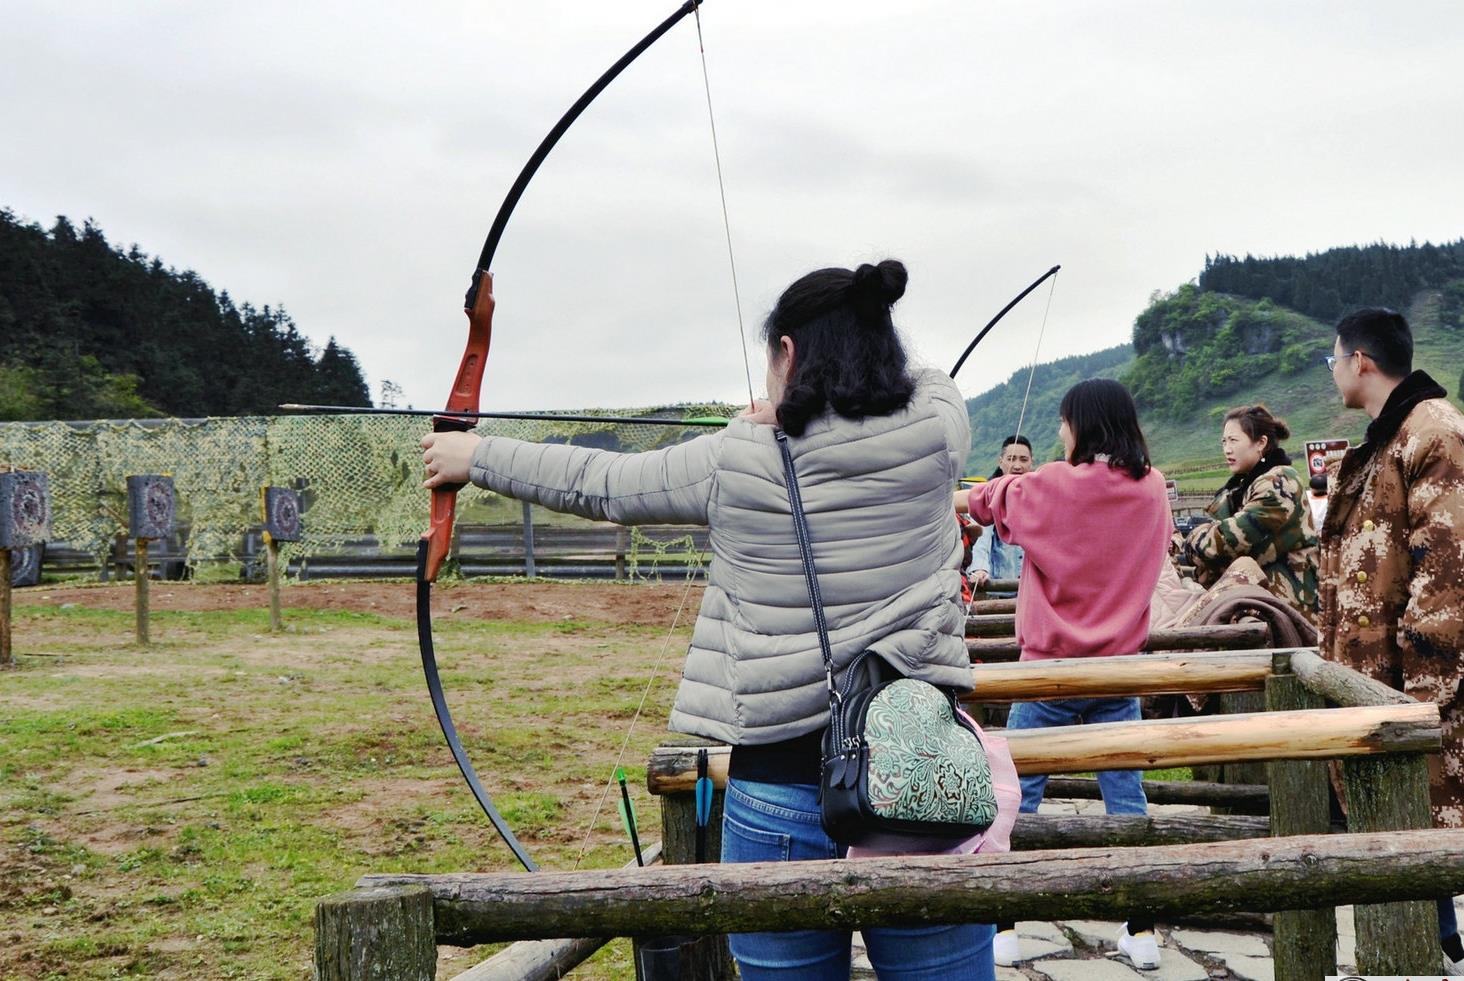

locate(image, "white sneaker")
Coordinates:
1117 923 1161 970
1445 943 1464 974
993 929 1022 967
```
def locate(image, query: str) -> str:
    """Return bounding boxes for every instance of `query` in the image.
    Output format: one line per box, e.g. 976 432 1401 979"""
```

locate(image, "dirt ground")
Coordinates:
14 579 706 624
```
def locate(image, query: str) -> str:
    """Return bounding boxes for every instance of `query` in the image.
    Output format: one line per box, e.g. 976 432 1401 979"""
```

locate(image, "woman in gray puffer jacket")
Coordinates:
422 259 991 980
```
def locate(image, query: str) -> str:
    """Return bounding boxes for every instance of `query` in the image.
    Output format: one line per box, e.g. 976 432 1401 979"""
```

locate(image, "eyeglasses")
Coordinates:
1324 349 1372 372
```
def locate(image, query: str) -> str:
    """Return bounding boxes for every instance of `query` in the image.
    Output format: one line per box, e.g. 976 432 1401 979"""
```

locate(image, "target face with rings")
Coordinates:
127 475 176 541
9 543 43 586
263 487 303 542
0 471 51 549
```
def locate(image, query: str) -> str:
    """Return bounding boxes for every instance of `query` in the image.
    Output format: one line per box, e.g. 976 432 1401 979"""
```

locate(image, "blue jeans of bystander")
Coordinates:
1001 697 1152 938
1005 696 1149 815
721 779 995 981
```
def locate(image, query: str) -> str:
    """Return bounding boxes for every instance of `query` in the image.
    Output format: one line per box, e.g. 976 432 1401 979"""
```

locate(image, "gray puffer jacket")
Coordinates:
468 368 973 745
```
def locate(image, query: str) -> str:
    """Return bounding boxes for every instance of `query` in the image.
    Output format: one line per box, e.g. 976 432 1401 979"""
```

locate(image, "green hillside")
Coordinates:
962 345 1134 474
965 245 1464 493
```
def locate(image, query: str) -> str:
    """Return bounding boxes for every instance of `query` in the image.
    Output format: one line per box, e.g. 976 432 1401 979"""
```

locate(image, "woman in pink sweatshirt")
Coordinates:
955 378 1171 970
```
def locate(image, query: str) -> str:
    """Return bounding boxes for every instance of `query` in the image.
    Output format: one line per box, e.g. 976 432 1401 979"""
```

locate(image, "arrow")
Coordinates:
279 404 729 428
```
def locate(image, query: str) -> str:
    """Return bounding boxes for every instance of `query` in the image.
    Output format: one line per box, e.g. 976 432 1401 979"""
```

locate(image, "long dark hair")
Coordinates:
1058 379 1151 480
761 259 916 436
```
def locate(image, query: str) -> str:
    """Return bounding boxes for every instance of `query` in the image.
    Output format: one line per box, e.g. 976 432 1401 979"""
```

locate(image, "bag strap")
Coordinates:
774 429 839 700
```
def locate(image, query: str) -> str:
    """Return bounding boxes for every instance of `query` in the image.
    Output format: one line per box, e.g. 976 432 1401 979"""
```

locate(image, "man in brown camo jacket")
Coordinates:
1320 307 1464 967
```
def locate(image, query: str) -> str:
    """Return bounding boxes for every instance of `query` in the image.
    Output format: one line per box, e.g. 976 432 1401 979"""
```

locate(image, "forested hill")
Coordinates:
965 239 1464 484
0 210 371 420
963 345 1134 475
1200 240 1464 325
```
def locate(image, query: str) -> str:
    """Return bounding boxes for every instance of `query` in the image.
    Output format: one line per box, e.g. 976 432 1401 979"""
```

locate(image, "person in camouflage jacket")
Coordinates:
1321 308 1464 967
1180 405 1319 618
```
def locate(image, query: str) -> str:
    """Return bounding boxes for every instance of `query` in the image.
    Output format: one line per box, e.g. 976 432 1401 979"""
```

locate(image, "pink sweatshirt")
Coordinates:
967 461 1171 660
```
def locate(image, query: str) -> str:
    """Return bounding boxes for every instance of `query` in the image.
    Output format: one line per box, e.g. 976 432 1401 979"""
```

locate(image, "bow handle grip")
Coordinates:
420 270 496 583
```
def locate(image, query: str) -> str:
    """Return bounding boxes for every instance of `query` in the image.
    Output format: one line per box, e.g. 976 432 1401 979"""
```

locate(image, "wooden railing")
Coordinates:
248 522 710 581
967 620 1271 661
316 647 1458 981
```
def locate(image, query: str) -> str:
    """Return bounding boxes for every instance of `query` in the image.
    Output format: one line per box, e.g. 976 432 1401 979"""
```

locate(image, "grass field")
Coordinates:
1 582 700 979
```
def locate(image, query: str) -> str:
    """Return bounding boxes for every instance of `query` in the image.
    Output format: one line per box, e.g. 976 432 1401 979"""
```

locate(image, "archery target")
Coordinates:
262 487 303 542
0 471 51 549
9 544 42 587
127 475 176 541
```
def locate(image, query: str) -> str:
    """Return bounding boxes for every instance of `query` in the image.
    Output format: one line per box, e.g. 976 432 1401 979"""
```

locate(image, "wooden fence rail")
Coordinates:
967 621 1270 660
339 830 1464 948
645 701 1440 792
966 648 1280 702
1040 776 1269 813
443 844 663 981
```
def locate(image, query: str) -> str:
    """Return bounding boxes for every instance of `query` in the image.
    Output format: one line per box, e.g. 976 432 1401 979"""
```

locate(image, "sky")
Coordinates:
4 1 1463 413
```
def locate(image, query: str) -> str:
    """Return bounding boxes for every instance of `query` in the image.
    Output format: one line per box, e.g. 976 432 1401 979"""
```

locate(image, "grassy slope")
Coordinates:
965 290 1464 492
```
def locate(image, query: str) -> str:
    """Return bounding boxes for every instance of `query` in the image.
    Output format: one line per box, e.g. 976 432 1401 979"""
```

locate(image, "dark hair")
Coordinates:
990 435 1034 478
1058 379 1151 480
1222 404 1291 452
761 259 915 436
1335 307 1412 379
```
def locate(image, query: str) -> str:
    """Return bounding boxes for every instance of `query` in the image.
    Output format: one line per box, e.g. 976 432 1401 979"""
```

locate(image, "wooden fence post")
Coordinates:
1343 752 1438 973
1265 654 1337 980
0 548 12 668
134 538 150 645
315 885 435 981
646 748 735 981
615 526 628 580
1216 691 1268 790
521 500 536 578
266 539 282 633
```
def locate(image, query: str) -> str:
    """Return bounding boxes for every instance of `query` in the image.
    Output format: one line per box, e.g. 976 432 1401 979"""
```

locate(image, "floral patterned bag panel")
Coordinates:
862 679 998 829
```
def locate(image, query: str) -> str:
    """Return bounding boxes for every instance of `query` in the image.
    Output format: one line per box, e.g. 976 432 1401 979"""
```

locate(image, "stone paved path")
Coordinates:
848 797 1464 980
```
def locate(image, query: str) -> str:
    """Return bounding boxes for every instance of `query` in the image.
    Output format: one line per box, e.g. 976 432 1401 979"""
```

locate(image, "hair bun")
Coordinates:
851 259 908 307
1250 404 1291 441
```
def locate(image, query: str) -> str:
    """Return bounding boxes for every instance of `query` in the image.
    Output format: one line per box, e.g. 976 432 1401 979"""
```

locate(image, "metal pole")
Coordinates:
521 500 536 578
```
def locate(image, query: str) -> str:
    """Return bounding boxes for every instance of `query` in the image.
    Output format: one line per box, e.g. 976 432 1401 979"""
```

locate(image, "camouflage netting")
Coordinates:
0 406 737 576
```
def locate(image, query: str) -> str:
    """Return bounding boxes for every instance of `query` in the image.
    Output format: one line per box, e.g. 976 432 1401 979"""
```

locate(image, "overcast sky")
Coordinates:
4 1 1462 412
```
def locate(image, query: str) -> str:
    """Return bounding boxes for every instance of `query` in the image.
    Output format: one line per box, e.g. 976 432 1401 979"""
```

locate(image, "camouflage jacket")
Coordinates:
1319 372 1464 827
1181 461 1319 617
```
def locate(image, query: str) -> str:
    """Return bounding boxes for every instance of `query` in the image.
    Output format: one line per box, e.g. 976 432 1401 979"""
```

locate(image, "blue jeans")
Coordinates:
721 778 995 981
1006 697 1149 815
1441 897 1459 942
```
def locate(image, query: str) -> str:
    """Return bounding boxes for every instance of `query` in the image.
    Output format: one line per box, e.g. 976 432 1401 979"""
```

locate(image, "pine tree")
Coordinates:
314 338 372 406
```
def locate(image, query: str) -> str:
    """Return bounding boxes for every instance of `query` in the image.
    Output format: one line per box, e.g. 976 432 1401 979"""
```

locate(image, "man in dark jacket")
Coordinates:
1321 307 1464 970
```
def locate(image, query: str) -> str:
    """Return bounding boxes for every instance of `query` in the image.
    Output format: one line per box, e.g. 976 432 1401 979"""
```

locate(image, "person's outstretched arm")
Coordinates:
423 429 722 526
